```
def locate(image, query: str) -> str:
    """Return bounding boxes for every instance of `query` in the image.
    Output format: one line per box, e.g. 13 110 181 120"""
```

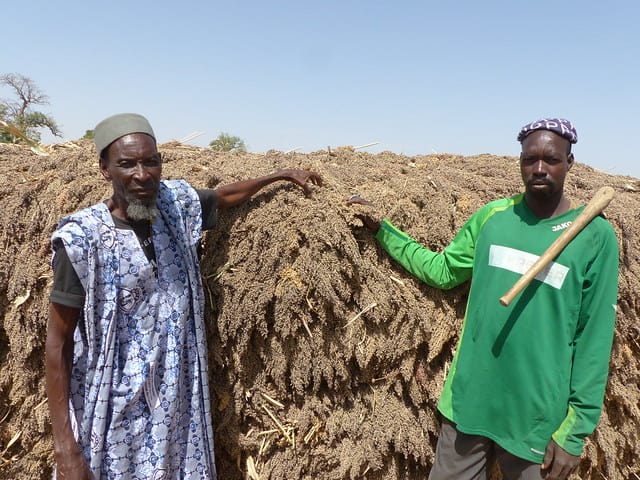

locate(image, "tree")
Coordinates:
0 73 61 144
209 132 246 152
81 129 94 140
0 104 10 143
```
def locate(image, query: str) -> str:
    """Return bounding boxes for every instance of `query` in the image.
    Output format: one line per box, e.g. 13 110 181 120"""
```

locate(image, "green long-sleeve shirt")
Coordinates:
376 193 619 463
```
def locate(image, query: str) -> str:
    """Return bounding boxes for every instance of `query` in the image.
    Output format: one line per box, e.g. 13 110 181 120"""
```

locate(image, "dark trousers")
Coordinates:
428 418 544 480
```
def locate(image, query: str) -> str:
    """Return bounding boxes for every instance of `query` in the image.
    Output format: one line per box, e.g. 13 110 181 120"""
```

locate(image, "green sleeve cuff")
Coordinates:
551 406 585 456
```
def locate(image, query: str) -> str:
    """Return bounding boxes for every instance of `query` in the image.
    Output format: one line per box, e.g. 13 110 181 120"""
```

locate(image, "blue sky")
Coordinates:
3 1 639 178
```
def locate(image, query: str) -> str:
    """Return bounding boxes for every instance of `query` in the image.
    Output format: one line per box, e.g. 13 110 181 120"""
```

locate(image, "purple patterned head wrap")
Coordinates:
517 118 578 145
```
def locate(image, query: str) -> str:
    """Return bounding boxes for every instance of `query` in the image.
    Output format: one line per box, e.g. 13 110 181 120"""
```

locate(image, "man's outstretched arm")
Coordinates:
215 169 322 210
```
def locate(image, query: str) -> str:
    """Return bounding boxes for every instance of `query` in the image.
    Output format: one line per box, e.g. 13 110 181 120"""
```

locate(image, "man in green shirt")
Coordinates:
349 118 619 480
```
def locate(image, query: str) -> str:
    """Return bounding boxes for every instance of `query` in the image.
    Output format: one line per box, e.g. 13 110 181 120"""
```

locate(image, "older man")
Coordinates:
350 118 619 480
46 113 322 479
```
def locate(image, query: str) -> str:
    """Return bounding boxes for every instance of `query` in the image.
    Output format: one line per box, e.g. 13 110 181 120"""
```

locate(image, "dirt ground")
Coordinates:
0 140 638 479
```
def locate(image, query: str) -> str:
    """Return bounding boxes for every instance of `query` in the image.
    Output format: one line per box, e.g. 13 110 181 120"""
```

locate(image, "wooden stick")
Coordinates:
177 131 205 143
343 302 377 328
354 142 380 150
262 405 292 444
260 392 284 409
499 186 615 307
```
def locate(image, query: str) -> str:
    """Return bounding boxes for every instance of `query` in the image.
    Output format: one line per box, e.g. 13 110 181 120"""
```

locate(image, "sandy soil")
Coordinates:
0 140 638 479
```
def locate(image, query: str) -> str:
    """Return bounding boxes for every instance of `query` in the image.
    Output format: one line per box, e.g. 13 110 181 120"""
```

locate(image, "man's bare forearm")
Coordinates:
215 173 280 209
215 169 322 209
46 303 81 457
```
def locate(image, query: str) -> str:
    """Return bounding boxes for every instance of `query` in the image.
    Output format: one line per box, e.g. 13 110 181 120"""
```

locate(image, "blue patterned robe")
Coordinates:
52 180 216 479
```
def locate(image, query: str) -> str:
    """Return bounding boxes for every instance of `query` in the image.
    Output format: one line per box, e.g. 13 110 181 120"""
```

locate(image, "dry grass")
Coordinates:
0 406 21 469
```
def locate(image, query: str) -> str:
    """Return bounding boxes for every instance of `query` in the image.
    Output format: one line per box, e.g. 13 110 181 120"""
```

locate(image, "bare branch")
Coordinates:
0 73 61 143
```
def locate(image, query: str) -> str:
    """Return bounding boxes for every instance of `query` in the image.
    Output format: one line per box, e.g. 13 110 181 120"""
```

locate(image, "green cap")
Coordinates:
94 113 155 156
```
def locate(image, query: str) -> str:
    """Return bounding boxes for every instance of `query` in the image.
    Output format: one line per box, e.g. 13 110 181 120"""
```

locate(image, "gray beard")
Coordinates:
126 197 159 222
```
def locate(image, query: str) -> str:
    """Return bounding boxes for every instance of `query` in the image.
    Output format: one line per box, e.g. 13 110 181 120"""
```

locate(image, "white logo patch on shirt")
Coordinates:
552 221 572 232
489 245 569 289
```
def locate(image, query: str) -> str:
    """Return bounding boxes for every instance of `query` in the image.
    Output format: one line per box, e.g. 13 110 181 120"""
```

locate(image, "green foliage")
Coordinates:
0 73 61 144
0 105 10 143
82 129 94 140
209 132 247 152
